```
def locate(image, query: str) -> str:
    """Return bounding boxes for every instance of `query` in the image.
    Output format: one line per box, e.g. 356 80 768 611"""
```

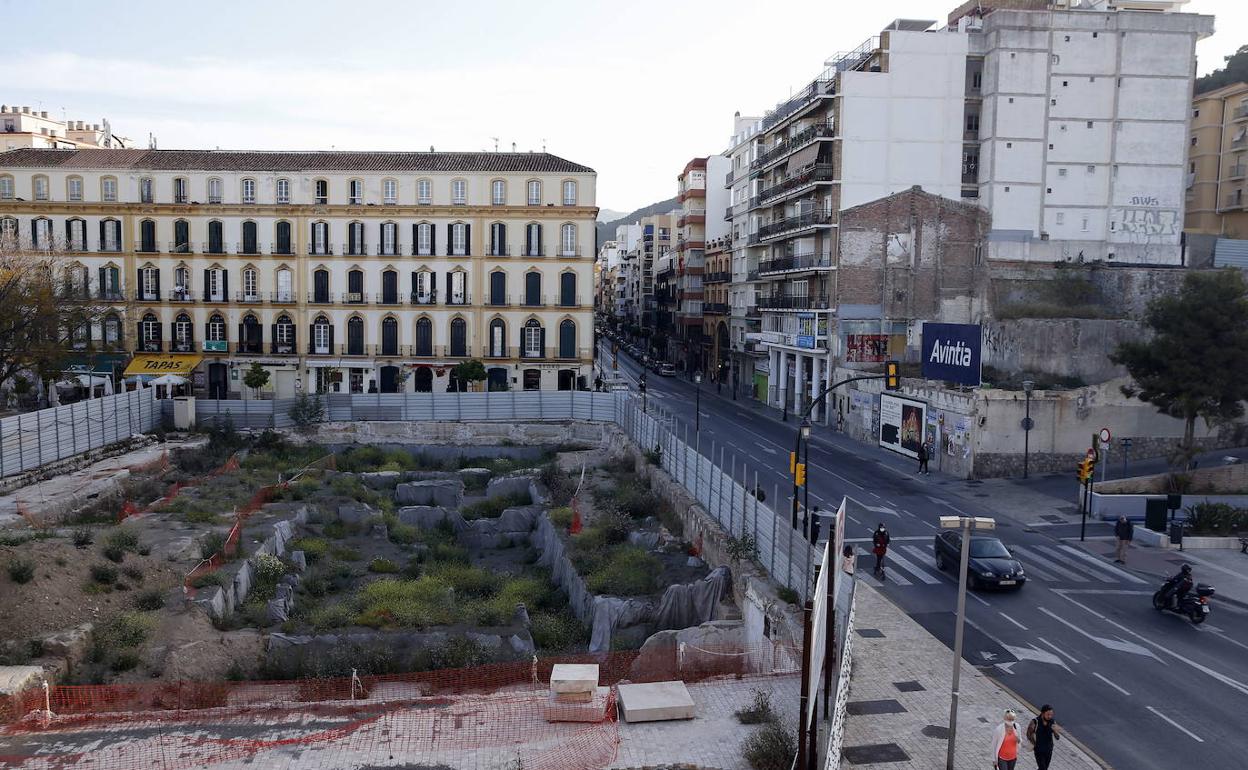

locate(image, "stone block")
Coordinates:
459 467 492 483
486 475 533 501
361 471 401 489
0 665 45 697
395 479 464 508
616 681 696 723
544 686 611 723
496 505 538 533
397 505 453 530
289 550 307 571
337 503 374 525
550 663 599 694
38 624 93 663
266 598 289 624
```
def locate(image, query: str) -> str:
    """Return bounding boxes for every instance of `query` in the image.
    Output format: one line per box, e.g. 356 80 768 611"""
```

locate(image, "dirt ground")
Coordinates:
143 607 264 682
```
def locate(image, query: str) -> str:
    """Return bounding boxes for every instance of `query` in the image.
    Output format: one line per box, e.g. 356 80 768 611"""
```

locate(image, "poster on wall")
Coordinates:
845 334 889 363
879 393 927 458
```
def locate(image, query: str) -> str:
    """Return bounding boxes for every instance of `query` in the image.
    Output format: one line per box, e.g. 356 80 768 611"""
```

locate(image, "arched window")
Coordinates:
207 177 223 204
525 271 542 306
0 216 16 241
242 266 259 301
383 178 398 205
275 220 292 254
100 219 121 251
140 313 161 351
66 218 87 251
562 180 577 206
560 223 577 256
448 270 467 304
173 313 193 352
98 265 120 299
173 176 188 204
347 268 364 303
380 221 397 255
311 221 329 254
489 318 507 357
67 175 84 202
522 318 543 359
412 269 434 304
560 271 577 307
526 180 542 206
492 179 507 206
314 179 329 204
381 317 399 356
415 222 434 256
139 263 159 301
347 316 365 355
138 219 157 252
207 220 224 254
415 317 433 356
103 314 121 346
490 222 507 256
558 319 576 359
240 314 262 353
525 223 543 256
241 221 258 254
450 222 469 256
205 264 227 302
32 174 49 201
100 176 118 202
381 269 399 304
274 314 295 353
276 267 293 303
489 270 507 306
452 179 467 205
0 174 15 201
173 219 190 253
348 221 366 255
241 178 257 204
139 176 153 203
450 317 468 357
276 178 291 204
348 179 363 205
206 313 226 343
417 178 432 205
32 217 53 249
312 315 332 355
313 268 330 303
173 265 191 300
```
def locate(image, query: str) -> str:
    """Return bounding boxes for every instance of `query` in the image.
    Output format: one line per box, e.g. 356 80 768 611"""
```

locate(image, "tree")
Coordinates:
451 359 487 392
243 362 270 398
1110 270 1248 469
1195 45 1248 95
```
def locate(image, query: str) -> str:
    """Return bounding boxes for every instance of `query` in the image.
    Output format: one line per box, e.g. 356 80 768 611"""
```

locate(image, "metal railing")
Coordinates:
752 211 834 242
755 164 835 207
756 293 831 310
758 252 833 275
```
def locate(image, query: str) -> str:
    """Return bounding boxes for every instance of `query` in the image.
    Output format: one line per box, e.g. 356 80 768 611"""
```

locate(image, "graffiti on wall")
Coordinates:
1109 208 1179 243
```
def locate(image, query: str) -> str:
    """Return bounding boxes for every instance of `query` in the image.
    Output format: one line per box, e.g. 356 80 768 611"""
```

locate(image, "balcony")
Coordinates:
703 271 731 284
761 80 834 133
139 340 163 352
410 291 439 306
168 289 196 303
269 292 297 304
725 169 734 187
487 295 512 307
750 210 835 243
202 241 227 255
756 293 831 310
1233 135 1248 150
170 340 195 354
271 244 294 255
677 211 706 228
676 239 705 253
1229 164 1247 181
343 243 368 257
98 289 126 302
488 246 512 257
1224 193 1246 211
724 205 734 222
677 187 706 203
137 242 159 254
376 293 403 306
202 293 229 304
310 245 334 256
308 292 337 304
236 292 264 304
1235 105 1248 122
703 302 729 315
237 241 260 256
757 252 833 275
270 342 297 355
752 121 835 172
754 164 835 208
168 241 193 254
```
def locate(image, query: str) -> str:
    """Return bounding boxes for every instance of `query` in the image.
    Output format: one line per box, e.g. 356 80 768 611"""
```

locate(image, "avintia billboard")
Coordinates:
921 323 982 386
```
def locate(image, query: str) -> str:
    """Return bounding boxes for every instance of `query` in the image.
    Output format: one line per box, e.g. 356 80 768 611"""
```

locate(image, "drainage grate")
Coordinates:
847 699 907 716
893 680 925 693
842 743 911 764
856 628 885 639
921 724 950 739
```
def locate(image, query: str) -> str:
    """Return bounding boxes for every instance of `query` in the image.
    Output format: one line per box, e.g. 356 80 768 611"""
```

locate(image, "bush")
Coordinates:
538 462 577 506
134 588 165 611
110 650 142 672
105 528 140 553
529 609 588 652
7 559 35 584
95 612 154 650
354 576 458 628
90 564 119 585
307 603 355 632
102 545 126 563
292 537 330 563
1185 502 1248 536
249 554 290 601
72 528 94 548
735 688 777 724
596 480 658 520
388 523 419 545
329 544 362 562
742 720 796 770
200 531 227 561
776 587 799 606
549 506 574 529
368 557 399 574
289 393 325 432
585 547 661 596
727 533 759 564
428 637 487 669
190 571 227 590
645 444 663 466
427 563 499 598
461 491 532 520
122 565 145 583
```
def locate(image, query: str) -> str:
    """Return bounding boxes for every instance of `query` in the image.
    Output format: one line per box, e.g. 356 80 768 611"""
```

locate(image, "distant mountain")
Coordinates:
597 208 628 222
595 197 679 249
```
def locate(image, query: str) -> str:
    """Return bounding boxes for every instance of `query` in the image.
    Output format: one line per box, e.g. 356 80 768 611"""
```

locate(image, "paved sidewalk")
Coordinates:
840 582 1106 769
1071 536 1248 606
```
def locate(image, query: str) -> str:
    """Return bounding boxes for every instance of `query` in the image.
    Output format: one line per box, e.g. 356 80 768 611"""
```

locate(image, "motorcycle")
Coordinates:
1152 580 1216 625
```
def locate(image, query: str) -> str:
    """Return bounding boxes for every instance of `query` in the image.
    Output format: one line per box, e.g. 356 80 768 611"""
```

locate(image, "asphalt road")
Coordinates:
598 341 1248 770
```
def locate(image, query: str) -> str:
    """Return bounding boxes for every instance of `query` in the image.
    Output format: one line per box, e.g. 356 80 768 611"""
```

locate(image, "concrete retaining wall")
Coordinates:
286 420 609 447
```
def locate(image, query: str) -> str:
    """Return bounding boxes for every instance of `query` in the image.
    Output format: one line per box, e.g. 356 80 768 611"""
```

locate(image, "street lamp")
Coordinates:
1021 380 1035 479
940 514 996 770
693 370 703 434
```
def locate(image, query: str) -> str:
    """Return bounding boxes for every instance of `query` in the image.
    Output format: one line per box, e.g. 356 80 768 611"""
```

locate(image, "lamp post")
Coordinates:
693 370 703 434
940 514 997 770
1021 380 1035 479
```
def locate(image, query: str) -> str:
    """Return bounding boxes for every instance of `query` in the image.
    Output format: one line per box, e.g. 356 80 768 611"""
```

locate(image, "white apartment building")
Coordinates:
723 113 763 399
1 104 122 151
0 148 597 397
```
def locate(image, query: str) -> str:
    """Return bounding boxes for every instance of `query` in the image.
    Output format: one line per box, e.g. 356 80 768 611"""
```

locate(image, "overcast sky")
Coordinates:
2 0 1241 213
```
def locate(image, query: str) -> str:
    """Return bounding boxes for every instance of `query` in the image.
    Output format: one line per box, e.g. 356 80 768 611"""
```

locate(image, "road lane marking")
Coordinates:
1092 672 1130 696
844 535 931 543
885 548 942 585
1037 607 1160 660
1195 625 1248 653
1175 550 1248 582
999 612 1029 632
1056 545 1148 584
1037 636 1079 664
1012 546 1088 582
1146 707 1204 743
1034 545 1121 583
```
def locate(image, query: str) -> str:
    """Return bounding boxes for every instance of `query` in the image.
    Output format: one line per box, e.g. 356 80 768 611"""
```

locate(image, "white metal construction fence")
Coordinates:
0 388 159 479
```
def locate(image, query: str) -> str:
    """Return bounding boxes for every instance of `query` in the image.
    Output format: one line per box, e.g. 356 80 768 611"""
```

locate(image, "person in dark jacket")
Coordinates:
1026 704 1062 770
917 443 930 475
872 523 891 577
1114 515 1134 564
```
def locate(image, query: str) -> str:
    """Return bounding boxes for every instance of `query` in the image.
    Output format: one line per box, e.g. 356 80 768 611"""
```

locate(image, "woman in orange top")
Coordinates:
991 709 1022 770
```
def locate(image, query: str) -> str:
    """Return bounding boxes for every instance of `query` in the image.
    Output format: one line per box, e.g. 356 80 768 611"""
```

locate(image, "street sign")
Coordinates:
1099 427 1112 443
1122 437 1132 448
1020 417 1034 431
921 322 983 386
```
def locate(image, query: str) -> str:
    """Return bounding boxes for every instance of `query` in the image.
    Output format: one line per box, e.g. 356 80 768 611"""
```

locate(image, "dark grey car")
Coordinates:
933 532 1026 590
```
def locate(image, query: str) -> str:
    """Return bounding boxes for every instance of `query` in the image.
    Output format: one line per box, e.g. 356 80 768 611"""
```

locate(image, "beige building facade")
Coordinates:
1186 81 1248 241
0 148 597 397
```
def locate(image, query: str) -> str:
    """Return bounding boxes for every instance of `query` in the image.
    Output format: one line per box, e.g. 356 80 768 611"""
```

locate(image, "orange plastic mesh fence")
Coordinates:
0 643 796 770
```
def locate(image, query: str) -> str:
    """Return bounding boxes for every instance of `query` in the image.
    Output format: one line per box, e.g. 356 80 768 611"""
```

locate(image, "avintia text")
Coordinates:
929 339 973 367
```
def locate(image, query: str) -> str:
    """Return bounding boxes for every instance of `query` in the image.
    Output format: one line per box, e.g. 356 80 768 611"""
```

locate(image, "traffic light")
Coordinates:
795 462 807 487
1076 457 1096 482
789 451 797 475
884 360 901 391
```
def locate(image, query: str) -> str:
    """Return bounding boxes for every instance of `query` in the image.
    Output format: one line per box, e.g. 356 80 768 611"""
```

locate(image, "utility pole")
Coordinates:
942 515 996 770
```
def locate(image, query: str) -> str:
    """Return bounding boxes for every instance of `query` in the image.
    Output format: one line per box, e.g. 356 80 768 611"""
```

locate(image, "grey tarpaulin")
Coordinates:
653 565 732 631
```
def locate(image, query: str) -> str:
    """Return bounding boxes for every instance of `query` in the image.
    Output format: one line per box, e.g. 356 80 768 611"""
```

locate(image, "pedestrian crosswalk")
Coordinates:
855 542 1148 589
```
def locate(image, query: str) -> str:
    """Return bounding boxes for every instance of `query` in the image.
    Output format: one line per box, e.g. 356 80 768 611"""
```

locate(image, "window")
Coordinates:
383 178 397 205
141 313 161 351
492 179 506 205
347 317 364 355
99 265 120 298
0 216 17 241
138 219 157 252
347 269 364 302
562 180 577 205
416 222 433 256
67 218 86 251
67 176 83 201
965 113 979 132
450 318 467 357
1051 54 1059 64
276 268 292 302
243 267 258 300
1191 136 1198 147
490 222 507 256
207 220 224 254
349 179 363 205
558 319 576 359
449 271 467 304
313 269 330 303
1055 212 1065 225
522 319 543 358
241 178 256 204
33 175 49 201
348 221 366 255
560 224 577 256
205 266 226 301
490 270 507 305
1086 121 1093 129
1 175 16 200
103 314 120 346
275 221 292 254
381 269 398 304
413 270 433 304
526 223 543 256
527 180 542 205
1081 216 1089 232
100 219 121 252
451 223 469 256
173 266 191 299
276 178 290 204
242 221 258 254
207 313 226 342
173 220 190 253
381 222 397 255
560 272 577 306
173 177 188 204
415 317 433 356
275 315 294 353
452 179 467 204
315 179 329 204
140 266 159 301
1058 168 1067 177
207 177 223 204
173 313 192 352
102 176 117 202
313 316 331 354
525 272 541 306
418 179 432 205
1086 165 1095 175
312 221 329 254
489 318 506 357
382 317 399 355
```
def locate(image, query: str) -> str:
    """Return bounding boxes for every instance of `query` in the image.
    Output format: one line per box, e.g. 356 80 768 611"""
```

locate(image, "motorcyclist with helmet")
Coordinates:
1159 564 1194 610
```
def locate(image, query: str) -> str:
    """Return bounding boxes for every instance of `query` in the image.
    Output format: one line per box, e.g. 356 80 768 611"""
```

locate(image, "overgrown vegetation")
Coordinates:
727 532 759 564
742 720 796 770
569 510 661 597
735 688 777 725
994 270 1122 320
461 491 532 520
1185 502 1248 536
7 558 34 584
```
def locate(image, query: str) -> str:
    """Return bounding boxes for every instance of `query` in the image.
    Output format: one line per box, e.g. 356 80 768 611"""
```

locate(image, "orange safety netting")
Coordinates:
0 643 797 770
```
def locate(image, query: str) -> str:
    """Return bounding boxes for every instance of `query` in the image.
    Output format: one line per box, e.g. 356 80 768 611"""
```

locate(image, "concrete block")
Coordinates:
550 663 599 694
486 475 534 500
616 681 696 723
396 479 464 508
39 624 93 663
337 503 374 525
360 471 401 489
544 686 611 722
0 665 45 697
397 505 453 530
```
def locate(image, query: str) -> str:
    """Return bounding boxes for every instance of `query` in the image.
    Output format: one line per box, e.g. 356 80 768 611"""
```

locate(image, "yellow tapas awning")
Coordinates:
123 354 203 377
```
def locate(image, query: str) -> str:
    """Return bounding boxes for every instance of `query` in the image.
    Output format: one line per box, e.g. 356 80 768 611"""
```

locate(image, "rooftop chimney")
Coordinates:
40 111 48 118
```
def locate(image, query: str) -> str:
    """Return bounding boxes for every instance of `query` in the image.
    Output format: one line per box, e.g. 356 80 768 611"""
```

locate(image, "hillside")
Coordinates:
595 197 679 247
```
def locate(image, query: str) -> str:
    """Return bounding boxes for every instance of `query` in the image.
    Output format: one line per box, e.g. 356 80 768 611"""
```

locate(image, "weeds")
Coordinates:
200 532 227 561
90 564 119 585
548 506 574 529
72 528 93 548
742 720 795 770
583 547 661 596
735 688 777 724
776 587 799 606
461 491 532 520
134 588 165 611
292 537 330 563
727 533 759 564
368 557 399 573
7 559 35 584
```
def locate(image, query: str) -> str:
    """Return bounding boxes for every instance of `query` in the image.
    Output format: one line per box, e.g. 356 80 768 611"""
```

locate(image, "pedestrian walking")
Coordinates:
991 709 1022 770
842 544 856 576
871 523 890 578
917 443 930 475
1114 515 1134 564
1027 704 1062 770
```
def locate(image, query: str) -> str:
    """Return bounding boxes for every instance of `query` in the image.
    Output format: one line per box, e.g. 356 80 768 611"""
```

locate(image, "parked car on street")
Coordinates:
932 532 1026 590
659 363 677 377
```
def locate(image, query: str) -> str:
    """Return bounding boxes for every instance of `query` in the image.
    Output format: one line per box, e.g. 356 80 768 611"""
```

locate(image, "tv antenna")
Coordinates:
491 137 499 152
